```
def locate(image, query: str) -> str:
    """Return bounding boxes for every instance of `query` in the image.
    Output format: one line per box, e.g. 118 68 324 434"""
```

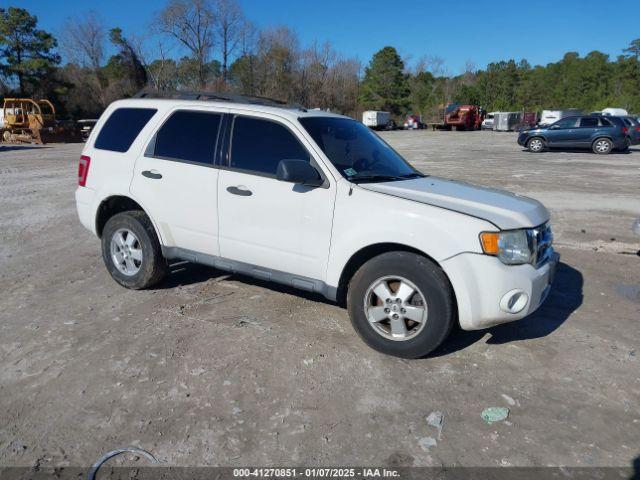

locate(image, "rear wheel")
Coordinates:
101 211 168 289
526 137 545 153
592 137 612 154
347 252 454 358
617 138 631 152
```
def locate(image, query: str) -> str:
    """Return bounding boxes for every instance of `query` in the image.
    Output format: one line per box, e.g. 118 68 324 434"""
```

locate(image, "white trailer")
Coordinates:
601 107 629 117
362 111 390 130
493 112 522 131
539 109 582 126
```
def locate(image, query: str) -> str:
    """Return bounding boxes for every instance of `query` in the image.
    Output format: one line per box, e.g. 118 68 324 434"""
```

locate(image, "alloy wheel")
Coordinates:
363 276 428 341
110 228 143 276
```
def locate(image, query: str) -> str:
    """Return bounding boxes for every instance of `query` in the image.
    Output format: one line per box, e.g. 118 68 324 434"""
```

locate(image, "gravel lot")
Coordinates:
0 131 638 471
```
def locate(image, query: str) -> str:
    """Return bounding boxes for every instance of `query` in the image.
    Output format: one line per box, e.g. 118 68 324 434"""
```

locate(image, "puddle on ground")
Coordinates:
615 284 640 303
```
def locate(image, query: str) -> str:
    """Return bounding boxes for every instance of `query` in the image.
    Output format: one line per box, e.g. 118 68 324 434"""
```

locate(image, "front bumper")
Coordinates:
441 249 559 330
517 133 528 146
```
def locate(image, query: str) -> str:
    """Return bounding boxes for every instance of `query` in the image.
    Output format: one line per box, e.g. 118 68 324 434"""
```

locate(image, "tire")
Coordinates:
347 252 455 359
617 138 631 152
526 137 545 153
101 211 168 289
592 137 613 154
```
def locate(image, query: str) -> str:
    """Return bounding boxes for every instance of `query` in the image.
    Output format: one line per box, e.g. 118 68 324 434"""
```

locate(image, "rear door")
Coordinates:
574 117 600 146
217 113 335 281
130 107 226 256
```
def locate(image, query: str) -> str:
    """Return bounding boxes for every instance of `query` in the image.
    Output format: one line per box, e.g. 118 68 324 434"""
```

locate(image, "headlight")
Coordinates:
480 229 533 265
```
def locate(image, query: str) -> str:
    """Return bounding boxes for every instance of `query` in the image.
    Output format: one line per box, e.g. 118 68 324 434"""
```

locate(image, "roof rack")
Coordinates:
132 89 307 111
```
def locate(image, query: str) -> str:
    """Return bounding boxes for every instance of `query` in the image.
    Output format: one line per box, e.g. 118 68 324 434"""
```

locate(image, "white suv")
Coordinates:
76 92 559 358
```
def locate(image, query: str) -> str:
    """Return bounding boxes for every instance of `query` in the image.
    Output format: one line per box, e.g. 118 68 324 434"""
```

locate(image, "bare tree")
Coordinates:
155 0 215 89
60 11 107 104
214 0 244 82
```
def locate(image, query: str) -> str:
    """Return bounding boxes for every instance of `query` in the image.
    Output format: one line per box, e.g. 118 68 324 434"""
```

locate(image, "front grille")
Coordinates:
531 223 553 268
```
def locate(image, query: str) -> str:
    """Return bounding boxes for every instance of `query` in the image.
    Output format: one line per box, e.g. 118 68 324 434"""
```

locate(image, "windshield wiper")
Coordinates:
347 174 405 183
348 172 425 183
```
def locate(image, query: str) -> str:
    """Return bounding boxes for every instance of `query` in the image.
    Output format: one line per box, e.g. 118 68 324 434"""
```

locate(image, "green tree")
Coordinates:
623 39 640 60
0 7 60 94
108 27 147 90
359 46 410 115
408 70 436 116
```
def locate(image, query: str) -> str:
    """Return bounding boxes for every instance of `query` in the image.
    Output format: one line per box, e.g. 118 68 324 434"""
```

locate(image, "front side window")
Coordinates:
94 108 157 153
552 117 578 129
153 110 221 165
230 116 310 176
299 117 422 182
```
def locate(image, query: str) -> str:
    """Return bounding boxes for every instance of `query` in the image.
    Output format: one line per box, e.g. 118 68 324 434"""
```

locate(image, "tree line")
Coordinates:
1 3 639 120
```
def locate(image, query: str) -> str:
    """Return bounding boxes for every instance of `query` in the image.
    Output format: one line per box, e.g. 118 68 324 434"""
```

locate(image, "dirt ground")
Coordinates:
0 131 638 470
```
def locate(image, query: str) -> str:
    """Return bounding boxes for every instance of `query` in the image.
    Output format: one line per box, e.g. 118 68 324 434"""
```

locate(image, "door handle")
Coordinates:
226 186 252 196
142 170 162 179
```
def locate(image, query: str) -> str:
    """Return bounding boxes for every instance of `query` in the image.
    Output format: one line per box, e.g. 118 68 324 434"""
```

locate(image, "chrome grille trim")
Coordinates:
530 222 553 268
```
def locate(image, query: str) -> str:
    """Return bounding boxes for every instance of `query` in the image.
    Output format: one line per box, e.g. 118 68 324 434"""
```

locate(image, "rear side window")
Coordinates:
599 117 613 126
94 108 156 152
579 117 598 128
153 110 221 165
230 116 310 176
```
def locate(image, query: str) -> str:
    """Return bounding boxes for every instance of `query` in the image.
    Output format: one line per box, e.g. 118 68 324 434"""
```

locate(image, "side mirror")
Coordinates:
549 125 560 130
276 159 323 187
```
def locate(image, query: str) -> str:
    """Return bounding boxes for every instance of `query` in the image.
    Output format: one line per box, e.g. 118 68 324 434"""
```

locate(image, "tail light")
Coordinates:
78 155 91 186
636 127 640 132
622 127 629 134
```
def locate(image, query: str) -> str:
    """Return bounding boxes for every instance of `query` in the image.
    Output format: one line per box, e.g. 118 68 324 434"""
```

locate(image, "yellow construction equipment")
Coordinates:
1 98 76 144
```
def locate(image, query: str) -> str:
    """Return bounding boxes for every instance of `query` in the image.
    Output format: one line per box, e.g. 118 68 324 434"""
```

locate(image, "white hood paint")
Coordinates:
359 176 550 230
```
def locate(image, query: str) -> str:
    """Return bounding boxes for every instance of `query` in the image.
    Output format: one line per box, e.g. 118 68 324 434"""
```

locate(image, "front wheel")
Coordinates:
101 211 168 289
526 137 545 153
592 137 613 154
347 252 455 358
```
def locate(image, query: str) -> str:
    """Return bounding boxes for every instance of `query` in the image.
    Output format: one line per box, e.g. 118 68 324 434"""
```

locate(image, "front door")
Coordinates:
130 108 225 256
217 114 335 281
546 116 579 146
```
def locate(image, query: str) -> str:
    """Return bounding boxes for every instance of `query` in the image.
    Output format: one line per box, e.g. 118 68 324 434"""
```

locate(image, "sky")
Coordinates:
5 0 640 73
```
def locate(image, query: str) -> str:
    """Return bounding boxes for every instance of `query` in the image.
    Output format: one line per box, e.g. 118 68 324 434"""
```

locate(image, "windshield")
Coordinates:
299 117 423 183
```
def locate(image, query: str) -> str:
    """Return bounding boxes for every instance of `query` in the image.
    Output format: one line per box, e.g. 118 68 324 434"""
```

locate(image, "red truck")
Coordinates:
443 103 485 130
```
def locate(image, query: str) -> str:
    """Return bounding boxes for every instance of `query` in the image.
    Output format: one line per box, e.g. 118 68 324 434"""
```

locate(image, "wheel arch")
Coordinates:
591 134 614 144
96 195 150 238
335 243 457 313
527 135 547 144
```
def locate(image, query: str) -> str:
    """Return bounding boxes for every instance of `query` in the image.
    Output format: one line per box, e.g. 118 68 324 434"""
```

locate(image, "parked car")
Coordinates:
620 116 640 146
76 92 558 358
518 115 629 154
76 119 98 142
403 114 426 130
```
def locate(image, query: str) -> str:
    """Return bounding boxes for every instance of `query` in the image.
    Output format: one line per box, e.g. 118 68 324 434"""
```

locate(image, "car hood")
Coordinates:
359 176 550 230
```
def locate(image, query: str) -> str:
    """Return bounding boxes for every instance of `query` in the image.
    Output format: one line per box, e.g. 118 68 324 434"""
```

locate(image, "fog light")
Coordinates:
499 289 529 314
